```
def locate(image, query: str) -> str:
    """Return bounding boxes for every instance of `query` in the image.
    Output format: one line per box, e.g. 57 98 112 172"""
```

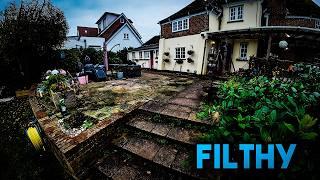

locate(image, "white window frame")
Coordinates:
124 33 129 40
172 18 189 32
229 5 244 22
175 47 186 59
144 51 150 59
239 42 248 60
139 51 143 59
132 52 136 59
120 18 125 23
316 20 320 29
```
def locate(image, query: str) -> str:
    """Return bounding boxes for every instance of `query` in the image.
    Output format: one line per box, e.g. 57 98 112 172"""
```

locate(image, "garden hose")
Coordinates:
26 122 45 152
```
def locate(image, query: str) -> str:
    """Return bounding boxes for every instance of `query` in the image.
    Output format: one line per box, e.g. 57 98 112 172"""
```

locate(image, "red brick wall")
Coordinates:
77 27 98 37
161 14 209 39
270 17 316 28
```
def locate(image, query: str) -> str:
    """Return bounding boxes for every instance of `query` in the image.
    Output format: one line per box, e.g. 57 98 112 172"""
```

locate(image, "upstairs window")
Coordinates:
124 33 129 40
139 52 143 59
132 52 136 59
316 20 320 29
172 18 189 32
120 18 125 23
144 51 150 59
175 47 186 59
239 43 248 60
230 5 243 21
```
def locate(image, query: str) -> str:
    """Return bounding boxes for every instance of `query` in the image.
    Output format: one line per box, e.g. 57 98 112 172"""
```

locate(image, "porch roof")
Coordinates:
207 26 320 40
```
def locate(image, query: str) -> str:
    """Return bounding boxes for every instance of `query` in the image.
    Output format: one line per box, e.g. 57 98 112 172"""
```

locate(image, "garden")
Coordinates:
197 62 320 179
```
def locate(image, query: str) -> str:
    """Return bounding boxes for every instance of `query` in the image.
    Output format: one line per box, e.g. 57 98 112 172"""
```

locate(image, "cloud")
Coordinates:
52 0 193 42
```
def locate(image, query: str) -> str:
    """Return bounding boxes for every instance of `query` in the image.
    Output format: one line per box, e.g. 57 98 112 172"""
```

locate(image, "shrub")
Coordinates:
197 74 320 178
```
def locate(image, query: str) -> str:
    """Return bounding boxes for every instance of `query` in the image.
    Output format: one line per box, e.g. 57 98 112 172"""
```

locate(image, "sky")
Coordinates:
0 0 193 42
0 0 320 42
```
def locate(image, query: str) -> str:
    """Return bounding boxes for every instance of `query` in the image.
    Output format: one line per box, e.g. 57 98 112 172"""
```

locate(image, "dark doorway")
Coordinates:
150 50 154 69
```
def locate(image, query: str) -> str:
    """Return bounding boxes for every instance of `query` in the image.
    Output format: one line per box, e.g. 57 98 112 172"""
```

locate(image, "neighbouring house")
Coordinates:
127 35 160 69
157 0 320 75
63 12 143 52
96 12 143 52
63 27 105 50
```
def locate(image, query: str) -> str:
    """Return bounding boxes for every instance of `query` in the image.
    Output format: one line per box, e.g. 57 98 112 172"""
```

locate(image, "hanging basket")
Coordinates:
187 58 194 63
164 59 170 63
176 59 184 64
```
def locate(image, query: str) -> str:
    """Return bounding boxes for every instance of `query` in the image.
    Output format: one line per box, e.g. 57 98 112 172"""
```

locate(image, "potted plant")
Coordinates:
176 59 184 64
164 58 170 63
187 50 194 55
187 57 194 63
164 52 170 56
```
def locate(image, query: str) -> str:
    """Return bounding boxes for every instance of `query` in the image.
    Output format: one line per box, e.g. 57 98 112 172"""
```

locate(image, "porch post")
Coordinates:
266 34 272 60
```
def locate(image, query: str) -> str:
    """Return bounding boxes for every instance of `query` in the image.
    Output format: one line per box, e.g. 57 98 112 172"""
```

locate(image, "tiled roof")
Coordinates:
129 36 160 51
96 11 120 24
77 26 98 37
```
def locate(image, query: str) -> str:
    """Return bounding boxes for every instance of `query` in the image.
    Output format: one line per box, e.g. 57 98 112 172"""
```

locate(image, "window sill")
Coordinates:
227 20 244 23
172 29 189 33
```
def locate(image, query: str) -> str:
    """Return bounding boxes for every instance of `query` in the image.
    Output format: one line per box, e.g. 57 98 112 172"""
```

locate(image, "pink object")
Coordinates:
78 75 88 85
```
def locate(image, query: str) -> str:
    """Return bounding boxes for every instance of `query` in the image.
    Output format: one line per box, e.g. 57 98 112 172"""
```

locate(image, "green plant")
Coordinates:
82 120 94 129
197 74 320 178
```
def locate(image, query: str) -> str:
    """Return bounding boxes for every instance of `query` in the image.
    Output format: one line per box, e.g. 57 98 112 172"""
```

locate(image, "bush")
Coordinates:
59 49 81 73
81 48 104 65
197 73 320 178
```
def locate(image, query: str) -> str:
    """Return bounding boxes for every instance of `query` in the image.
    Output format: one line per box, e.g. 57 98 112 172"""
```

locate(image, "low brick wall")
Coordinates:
29 95 142 179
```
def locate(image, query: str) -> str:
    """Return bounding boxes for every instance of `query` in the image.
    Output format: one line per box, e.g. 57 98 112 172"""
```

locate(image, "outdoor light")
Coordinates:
279 40 288 49
285 33 291 38
211 41 216 45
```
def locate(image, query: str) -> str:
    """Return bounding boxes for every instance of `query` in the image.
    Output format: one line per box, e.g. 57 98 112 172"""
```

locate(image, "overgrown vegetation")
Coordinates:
197 63 320 178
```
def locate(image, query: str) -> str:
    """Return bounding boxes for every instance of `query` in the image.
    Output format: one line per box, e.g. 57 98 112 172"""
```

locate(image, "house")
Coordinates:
63 12 143 52
157 0 320 75
95 12 143 52
127 36 160 69
63 27 105 50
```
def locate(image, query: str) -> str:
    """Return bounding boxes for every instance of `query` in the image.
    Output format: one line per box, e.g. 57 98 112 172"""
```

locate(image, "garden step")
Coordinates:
112 132 199 178
95 150 183 180
126 116 204 145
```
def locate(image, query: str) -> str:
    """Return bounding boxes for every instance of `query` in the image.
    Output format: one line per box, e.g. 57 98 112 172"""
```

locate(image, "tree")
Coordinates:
0 0 68 89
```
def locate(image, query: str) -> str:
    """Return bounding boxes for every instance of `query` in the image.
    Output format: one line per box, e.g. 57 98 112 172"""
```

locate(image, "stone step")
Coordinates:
112 132 199 178
126 114 206 146
95 150 184 180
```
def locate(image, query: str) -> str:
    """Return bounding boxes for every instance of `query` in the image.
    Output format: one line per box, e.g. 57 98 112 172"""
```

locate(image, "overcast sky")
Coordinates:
1 0 320 42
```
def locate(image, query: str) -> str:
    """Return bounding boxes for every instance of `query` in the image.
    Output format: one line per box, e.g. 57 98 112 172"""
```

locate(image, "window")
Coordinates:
229 5 243 21
120 18 125 23
316 20 320 29
144 51 150 59
175 47 186 59
239 43 248 60
132 52 136 59
103 18 107 28
124 33 129 40
172 18 189 32
139 52 143 59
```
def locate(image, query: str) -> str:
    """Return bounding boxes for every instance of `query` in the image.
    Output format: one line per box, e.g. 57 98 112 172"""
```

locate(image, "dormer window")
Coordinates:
172 18 189 32
316 20 320 29
230 5 243 22
120 18 125 23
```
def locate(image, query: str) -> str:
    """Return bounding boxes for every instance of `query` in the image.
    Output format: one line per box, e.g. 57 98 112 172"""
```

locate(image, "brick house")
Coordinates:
157 0 320 75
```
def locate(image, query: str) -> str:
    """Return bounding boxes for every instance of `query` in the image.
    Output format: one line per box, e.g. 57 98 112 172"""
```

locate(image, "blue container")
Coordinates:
117 72 124 80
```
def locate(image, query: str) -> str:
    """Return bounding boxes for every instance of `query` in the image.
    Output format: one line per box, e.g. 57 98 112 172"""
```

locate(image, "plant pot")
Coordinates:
187 58 194 63
164 52 170 56
187 50 194 55
176 59 184 64
164 59 170 63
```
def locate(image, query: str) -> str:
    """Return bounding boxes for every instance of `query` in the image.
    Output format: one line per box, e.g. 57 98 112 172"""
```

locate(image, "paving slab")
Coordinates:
122 137 162 160
128 118 156 132
112 165 140 180
167 127 200 145
153 145 179 167
151 123 172 136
